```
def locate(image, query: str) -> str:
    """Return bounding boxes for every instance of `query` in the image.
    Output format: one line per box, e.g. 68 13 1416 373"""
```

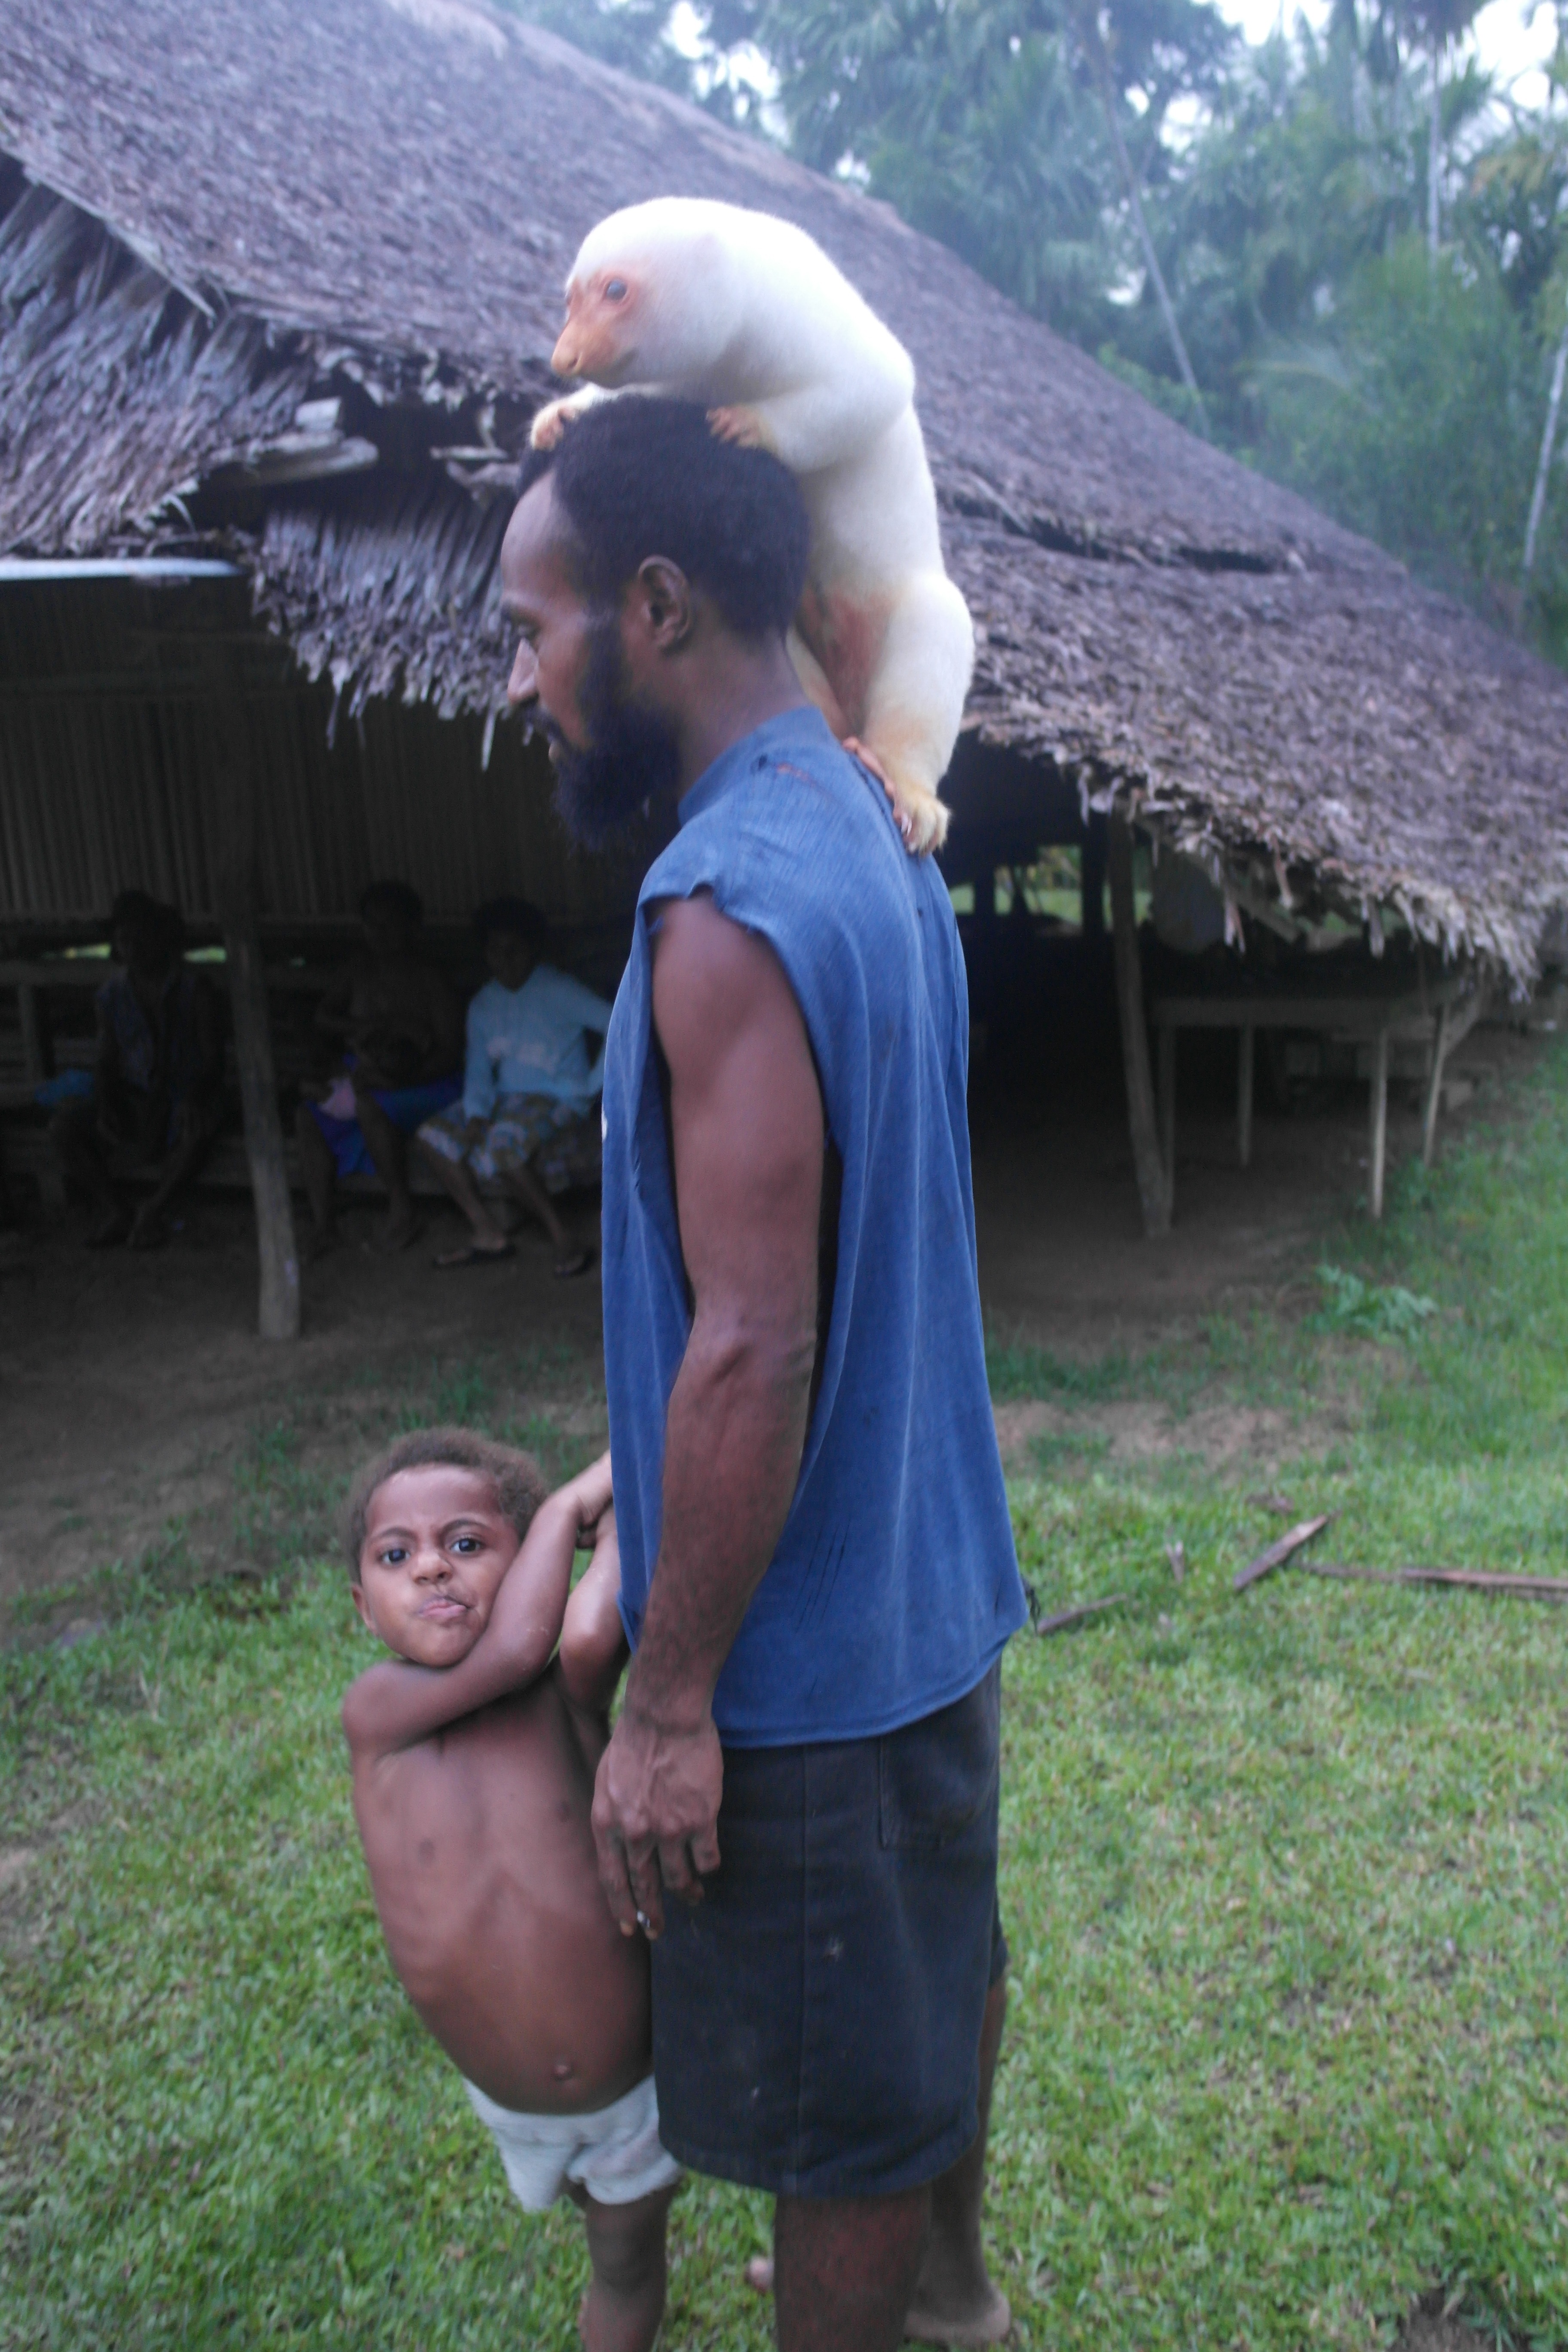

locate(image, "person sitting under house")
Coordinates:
416 897 610 1279
294 880 463 1258
48 890 224 1250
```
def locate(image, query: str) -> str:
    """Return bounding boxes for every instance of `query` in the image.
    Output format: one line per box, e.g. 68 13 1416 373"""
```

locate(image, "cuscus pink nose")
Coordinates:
551 331 581 376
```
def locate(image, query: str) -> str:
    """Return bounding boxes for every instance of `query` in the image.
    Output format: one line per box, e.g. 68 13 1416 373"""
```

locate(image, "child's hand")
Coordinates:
565 1451 614 1546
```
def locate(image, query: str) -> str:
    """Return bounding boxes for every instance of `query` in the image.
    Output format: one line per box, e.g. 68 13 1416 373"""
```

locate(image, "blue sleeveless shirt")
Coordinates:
600 707 1027 1746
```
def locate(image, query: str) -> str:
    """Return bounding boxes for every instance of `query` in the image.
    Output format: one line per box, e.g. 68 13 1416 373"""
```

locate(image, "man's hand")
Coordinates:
592 1694 724 1940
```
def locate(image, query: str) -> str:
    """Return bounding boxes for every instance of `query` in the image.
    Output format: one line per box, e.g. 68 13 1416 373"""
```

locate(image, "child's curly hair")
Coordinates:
341 1426 547 1574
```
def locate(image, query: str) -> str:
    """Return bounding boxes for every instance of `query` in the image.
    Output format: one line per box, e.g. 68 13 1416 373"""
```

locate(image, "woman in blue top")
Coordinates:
417 898 612 1276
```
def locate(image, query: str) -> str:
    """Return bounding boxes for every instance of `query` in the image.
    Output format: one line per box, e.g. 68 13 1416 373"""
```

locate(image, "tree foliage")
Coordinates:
509 0 1568 658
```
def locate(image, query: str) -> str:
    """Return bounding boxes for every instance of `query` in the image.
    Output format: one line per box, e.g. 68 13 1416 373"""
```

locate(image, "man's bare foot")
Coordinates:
300 1225 340 1264
127 1207 168 1251
744 2257 1011 2343
86 1207 131 1249
902 2284 1012 2346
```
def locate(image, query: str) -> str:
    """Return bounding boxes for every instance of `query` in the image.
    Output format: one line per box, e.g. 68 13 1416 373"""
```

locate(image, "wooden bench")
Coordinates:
1150 972 1484 1219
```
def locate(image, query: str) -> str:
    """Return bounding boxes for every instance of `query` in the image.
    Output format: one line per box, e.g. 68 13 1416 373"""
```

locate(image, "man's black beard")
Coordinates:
545 615 681 852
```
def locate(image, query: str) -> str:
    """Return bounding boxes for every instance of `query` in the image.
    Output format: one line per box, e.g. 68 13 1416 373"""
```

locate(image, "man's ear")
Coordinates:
631 556 695 653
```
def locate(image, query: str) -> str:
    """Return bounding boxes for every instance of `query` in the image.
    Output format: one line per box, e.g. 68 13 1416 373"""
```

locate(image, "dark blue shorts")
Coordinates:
650 1663 1004 2198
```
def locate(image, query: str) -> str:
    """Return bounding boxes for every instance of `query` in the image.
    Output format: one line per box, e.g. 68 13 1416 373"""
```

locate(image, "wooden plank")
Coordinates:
1368 1026 1389 1219
1233 1513 1331 1591
1035 1593 1128 1636
1108 812 1170 1237
1151 982 1468 1032
1421 999 1452 1168
1237 1019 1254 1169
209 664 300 1342
0 961 108 989
1304 1563 1568 1599
0 959 340 994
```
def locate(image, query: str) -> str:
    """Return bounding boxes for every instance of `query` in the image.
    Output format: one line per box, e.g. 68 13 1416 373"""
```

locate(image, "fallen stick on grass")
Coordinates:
1233 1514 1332 1592
1035 1594 1127 1637
1303 1563 1568 1601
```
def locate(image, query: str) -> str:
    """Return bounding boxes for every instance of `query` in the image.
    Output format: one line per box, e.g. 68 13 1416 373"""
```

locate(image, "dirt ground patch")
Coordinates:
0 1011 1540 1625
1396 2294 1522 2352
991 1393 1356 1476
0 1201 607 1620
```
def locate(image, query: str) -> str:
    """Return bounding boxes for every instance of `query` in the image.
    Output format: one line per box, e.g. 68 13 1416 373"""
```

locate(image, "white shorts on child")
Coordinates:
463 2072 682 2212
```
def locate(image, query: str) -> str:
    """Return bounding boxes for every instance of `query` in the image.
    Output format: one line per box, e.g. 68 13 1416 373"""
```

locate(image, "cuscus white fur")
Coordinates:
530 196 974 855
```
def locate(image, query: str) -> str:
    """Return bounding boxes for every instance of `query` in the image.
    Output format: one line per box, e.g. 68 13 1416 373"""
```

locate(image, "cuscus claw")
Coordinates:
707 403 767 449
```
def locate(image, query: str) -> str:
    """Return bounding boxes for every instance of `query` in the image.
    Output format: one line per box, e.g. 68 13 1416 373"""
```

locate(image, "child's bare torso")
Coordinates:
352 1665 649 2114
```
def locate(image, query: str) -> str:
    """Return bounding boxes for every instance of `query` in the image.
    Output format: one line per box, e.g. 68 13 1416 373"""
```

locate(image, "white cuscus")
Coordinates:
530 196 974 855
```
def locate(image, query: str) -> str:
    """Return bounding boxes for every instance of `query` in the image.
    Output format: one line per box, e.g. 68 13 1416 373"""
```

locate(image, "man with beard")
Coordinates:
501 397 1027 2352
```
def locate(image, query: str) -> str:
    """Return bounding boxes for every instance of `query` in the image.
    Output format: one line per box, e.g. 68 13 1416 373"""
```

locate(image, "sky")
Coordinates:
671 0 1565 125
1217 0 1562 107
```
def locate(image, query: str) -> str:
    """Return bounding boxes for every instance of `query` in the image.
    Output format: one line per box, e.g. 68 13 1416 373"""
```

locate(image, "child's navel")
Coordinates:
552 2057 575 2082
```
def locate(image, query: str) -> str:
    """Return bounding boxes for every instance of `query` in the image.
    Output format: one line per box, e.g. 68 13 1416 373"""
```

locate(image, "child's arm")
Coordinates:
558 1503 628 1716
343 1454 614 1761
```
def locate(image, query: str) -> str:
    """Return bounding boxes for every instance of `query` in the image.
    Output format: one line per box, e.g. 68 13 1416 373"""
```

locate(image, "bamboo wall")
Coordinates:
0 579 664 937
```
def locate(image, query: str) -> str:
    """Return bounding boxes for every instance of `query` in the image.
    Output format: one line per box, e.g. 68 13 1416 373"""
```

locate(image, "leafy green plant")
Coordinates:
1308 1262 1439 1341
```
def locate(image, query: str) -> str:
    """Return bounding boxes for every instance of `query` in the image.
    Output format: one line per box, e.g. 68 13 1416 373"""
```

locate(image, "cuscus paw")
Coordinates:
529 400 570 450
529 394 596 450
894 783 950 856
707 404 768 450
841 738 950 856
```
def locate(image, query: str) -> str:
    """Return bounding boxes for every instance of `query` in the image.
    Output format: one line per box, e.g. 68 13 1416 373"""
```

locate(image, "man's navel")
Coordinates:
552 2057 575 2083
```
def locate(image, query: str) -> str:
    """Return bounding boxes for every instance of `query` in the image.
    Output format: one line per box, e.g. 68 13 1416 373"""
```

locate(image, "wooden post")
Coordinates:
1237 1020 1255 1169
211 660 300 1340
1368 1026 1390 1220
1421 1000 1452 1168
1080 815 1108 938
1108 812 1170 1236
1157 1021 1176 1198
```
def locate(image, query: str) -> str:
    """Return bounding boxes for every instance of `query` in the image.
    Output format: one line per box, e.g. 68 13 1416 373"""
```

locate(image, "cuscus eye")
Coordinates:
604 278 628 301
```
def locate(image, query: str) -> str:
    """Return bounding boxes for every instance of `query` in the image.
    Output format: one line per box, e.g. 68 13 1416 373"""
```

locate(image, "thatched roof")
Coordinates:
3 0 1567 982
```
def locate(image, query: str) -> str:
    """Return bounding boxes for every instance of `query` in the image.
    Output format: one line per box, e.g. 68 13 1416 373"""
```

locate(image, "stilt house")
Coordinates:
3 0 1568 1328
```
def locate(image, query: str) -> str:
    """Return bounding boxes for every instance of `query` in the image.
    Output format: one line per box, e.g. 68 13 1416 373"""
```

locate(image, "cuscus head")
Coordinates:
551 197 742 387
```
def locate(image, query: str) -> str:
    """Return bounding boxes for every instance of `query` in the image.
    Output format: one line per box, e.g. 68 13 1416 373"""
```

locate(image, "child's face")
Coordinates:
353 1466 520 1668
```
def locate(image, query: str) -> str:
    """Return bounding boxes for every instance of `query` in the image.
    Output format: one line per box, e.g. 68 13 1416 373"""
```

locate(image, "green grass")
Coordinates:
5 1050 1568 2347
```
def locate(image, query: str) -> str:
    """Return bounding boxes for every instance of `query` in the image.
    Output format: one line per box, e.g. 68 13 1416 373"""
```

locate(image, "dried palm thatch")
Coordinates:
1 0 1566 980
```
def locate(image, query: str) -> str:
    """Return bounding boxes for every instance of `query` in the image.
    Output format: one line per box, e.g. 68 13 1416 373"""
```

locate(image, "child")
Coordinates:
341 1427 679 2352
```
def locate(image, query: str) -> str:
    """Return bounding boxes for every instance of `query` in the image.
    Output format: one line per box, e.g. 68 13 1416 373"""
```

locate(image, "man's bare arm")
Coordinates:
342 1455 614 1760
592 893 824 1937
